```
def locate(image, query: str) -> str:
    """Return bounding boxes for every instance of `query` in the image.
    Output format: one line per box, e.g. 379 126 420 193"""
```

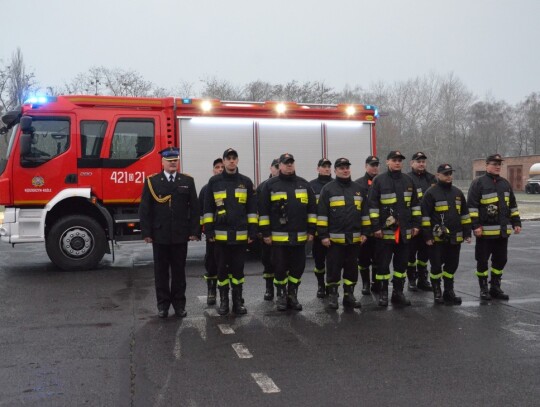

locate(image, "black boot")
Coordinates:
343 284 361 309
391 278 411 306
416 269 432 291
378 280 389 307
327 285 339 310
478 277 491 301
407 266 418 291
232 286 247 314
315 270 326 298
489 274 509 300
431 278 444 304
443 277 462 305
359 267 371 295
218 287 230 315
287 283 303 311
276 285 287 311
264 278 274 301
206 278 217 306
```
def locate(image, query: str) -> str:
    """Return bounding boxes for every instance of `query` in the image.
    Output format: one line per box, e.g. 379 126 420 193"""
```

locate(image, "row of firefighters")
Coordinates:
194 149 521 316
140 148 521 317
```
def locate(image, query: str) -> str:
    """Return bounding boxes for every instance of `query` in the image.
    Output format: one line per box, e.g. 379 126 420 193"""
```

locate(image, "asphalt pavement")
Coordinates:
1 223 539 406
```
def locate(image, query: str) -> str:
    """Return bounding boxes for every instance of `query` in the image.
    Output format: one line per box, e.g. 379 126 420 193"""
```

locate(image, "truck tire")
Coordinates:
535 184 540 194
46 215 107 271
525 184 532 194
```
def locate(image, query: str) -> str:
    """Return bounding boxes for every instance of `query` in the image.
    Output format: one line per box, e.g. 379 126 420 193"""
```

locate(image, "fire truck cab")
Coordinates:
0 95 377 271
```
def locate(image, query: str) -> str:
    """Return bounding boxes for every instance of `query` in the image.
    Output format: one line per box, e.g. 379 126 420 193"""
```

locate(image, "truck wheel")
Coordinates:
525 184 532 194
535 184 540 194
46 215 107 271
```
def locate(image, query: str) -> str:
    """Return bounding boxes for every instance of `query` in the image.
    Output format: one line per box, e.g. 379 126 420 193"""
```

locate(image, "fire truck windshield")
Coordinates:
0 124 17 176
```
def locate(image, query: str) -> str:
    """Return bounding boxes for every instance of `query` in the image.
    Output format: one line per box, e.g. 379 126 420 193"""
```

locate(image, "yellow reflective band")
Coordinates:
248 217 258 224
214 192 226 200
376 274 391 280
203 215 214 224
422 221 431 227
430 272 442 279
491 267 503 275
412 210 421 216
343 279 355 286
330 238 346 243
308 216 317 224
231 277 245 285
272 235 289 242
362 219 371 226
381 198 397 204
235 192 247 203
215 234 228 241
259 219 270 226
456 236 463 242
404 196 412 202
296 192 308 199
288 276 301 284
370 213 380 218
511 211 519 217
217 279 230 287
480 197 498 204
442 271 454 279
435 206 449 212
317 220 329 226
393 271 406 278
417 260 428 267
470 212 479 218
352 236 361 243
330 200 346 207
271 193 288 201
482 230 501 236
298 235 308 242
476 270 489 277
236 233 248 241
217 210 226 215
383 235 395 240
273 277 288 285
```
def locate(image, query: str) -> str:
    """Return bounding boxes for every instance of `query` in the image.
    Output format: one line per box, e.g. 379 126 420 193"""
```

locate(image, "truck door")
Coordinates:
100 115 162 205
13 115 77 207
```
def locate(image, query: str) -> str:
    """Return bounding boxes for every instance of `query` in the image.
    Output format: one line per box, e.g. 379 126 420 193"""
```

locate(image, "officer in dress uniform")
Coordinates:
139 147 200 318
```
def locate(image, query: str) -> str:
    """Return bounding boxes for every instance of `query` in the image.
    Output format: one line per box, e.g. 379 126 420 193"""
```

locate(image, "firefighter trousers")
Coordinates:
358 237 380 275
475 237 508 274
214 243 247 287
272 245 306 285
326 244 360 285
408 235 430 271
312 237 328 272
261 238 274 279
429 242 461 278
377 242 409 282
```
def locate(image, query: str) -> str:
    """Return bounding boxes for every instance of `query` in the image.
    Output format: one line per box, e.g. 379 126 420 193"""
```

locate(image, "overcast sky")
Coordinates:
3 0 539 104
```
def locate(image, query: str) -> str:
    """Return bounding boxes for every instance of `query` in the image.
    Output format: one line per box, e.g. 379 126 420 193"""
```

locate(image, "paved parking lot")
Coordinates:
0 223 539 406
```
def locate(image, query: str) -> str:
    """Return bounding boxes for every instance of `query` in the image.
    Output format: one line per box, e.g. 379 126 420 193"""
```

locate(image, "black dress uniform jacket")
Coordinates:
202 169 258 243
368 170 421 243
139 172 200 243
317 177 370 244
467 173 521 238
259 172 317 245
421 181 472 244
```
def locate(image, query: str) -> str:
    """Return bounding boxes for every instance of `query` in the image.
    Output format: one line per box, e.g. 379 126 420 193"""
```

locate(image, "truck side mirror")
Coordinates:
20 133 31 156
20 116 34 133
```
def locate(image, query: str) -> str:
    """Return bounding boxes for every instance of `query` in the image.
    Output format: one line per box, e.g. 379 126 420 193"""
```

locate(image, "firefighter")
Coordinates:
421 164 472 305
407 152 437 291
317 158 368 310
256 158 280 301
139 147 200 318
308 158 333 298
467 154 521 301
354 155 381 295
203 148 258 315
259 153 317 311
368 151 421 307
198 158 224 305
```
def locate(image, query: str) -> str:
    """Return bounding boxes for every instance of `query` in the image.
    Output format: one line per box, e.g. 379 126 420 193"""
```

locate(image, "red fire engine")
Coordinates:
0 95 378 270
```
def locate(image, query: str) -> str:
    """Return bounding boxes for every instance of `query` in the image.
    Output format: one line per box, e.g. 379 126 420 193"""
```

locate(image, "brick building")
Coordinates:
472 154 540 192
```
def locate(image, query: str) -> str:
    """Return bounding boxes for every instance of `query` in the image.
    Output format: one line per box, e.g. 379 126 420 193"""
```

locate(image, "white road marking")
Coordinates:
251 373 281 393
197 295 207 302
218 324 235 334
173 325 182 359
232 343 253 358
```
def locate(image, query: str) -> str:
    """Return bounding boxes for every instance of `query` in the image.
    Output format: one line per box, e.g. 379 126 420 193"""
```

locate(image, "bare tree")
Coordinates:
200 77 242 100
0 48 37 112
